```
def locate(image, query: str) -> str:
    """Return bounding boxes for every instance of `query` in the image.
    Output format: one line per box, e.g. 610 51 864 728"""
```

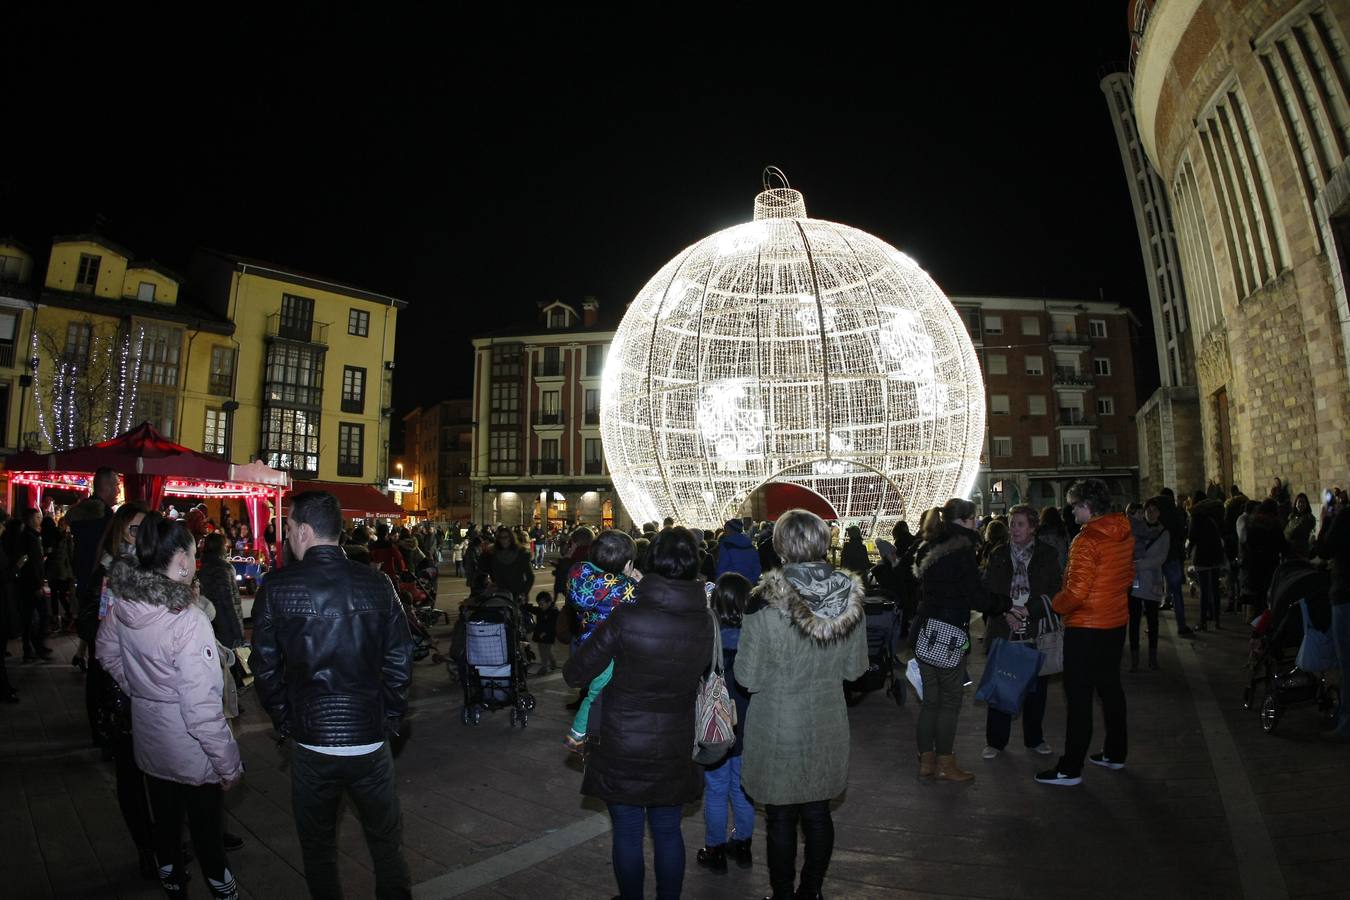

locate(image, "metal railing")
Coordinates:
1056 412 1097 427
1049 331 1091 346
0 343 16 368
1053 367 1094 386
533 459 564 475
1057 452 1100 468
584 460 603 474
533 411 565 425
583 410 600 425
533 361 564 377
266 313 329 345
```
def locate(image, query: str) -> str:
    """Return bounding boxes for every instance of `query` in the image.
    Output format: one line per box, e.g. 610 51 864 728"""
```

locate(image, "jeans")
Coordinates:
764 800 833 897
1333 604 1350 731
986 674 1049 750
1058 626 1128 776
146 776 229 885
703 754 754 846
916 660 965 755
607 803 684 900
1127 596 1159 656
1196 568 1220 626
292 743 411 900
1164 560 1187 630
533 544 546 567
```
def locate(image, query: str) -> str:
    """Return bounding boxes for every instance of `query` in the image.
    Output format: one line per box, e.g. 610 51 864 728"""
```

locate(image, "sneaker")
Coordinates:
222 831 245 851
1176 626 1196 637
1034 768 1082 786
1088 752 1125 770
981 746 999 759
1029 742 1054 755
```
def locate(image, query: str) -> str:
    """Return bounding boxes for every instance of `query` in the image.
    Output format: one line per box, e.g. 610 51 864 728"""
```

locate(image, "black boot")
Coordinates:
138 848 158 879
728 836 753 868
1129 650 1139 673
696 844 727 872
795 888 824 900
1148 648 1160 671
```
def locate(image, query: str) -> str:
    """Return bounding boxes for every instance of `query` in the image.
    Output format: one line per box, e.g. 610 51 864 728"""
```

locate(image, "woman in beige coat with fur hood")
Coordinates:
737 509 868 900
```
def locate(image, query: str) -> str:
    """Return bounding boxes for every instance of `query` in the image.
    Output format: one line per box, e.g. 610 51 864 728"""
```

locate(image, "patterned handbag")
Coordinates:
914 617 969 669
693 609 737 765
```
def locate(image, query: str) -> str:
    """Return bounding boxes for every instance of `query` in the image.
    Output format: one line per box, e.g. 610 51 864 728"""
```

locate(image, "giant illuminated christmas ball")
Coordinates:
600 173 985 537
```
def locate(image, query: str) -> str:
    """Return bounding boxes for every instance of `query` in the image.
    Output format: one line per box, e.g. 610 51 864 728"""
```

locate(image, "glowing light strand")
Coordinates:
30 326 52 448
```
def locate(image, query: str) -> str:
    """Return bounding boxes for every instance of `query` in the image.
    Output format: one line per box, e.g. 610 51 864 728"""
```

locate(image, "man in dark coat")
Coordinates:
715 519 762 584
15 508 50 662
70 467 119 643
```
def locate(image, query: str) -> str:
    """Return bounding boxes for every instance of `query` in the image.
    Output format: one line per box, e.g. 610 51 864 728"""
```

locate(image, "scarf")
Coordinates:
1009 540 1033 603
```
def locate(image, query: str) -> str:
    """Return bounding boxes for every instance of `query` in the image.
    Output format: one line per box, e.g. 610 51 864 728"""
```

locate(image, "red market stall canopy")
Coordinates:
286 480 404 520
2 422 290 559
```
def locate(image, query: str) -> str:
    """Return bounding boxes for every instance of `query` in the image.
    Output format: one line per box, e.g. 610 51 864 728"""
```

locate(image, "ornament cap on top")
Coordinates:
754 166 806 220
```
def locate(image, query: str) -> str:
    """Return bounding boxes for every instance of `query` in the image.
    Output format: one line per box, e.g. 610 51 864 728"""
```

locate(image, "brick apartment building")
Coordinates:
951 295 1142 513
469 299 624 530
401 398 473 522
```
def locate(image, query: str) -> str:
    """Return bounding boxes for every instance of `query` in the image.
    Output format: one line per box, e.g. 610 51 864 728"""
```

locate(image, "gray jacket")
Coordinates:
1131 519 1168 602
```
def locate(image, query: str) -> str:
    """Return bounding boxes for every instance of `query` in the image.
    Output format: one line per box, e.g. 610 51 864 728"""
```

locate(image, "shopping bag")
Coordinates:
905 657 924 701
975 637 1044 715
1034 597 1064 676
1296 599 1338 673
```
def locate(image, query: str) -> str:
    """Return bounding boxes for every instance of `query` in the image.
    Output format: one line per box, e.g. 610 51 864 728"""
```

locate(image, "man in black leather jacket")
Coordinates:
251 490 413 900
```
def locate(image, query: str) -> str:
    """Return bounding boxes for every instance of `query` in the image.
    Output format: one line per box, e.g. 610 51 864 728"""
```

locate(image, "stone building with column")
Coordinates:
1130 0 1350 503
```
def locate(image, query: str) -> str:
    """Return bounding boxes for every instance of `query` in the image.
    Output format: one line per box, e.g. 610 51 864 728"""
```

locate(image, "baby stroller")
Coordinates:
843 595 901 707
1243 560 1340 734
398 570 449 627
452 590 536 727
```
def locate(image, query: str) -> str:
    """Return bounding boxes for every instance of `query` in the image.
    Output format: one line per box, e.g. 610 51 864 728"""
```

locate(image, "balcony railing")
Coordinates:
1049 331 1092 346
207 373 232 396
584 460 603 475
1053 367 1094 386
533 411 565 426
1056 412 1098 427
1057 452 1100 469
583 410 600 425
266 313 329 346
533 361 564 377
0 342 15 368
533 459 564 475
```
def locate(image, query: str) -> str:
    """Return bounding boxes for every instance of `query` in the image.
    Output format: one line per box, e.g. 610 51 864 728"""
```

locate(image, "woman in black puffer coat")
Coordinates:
564 526 714 900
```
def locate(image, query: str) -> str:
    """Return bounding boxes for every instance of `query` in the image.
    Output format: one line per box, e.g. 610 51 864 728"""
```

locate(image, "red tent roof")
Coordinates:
286 480 404 518
3 422 290 488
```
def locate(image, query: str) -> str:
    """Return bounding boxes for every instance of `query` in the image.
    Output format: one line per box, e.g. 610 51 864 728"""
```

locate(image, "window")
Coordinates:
992 436 1012 457
0 255 23 281
1061 439 1089 464
64 322 93 363
491 343 523 377
0 309 19 368
208 346 235 396
338 423 364 477
265 343 325 407
1097 397 1116 416
75 254 100 292
489 381 520 424
540 437 560 459
990 394 1010 415
137 282 156 302
135 392 177 438
203 408 227 456
1089 319 1107 338
348 308 370 337
279 294 316 341
584 388 600 424
262 408 319 475
139 325 183 386
489 430 520 475
547 307 568 328
585 345 606 377
1021 316 1041 336
1101 433 1119 455
585 438 603 474
1025 355 1044 376
983 315 1003 335
1093 357 1112 376
987 354 1007 375
538 390 561 424
342 365 366 413
1027 394 1047 416
1031 435 1050 457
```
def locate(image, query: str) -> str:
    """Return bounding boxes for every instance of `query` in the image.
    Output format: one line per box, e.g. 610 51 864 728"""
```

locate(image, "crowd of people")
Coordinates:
3 465 1348 900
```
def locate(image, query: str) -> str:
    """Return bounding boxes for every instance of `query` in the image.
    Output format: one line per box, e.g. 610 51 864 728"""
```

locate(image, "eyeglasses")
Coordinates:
128 524 140 534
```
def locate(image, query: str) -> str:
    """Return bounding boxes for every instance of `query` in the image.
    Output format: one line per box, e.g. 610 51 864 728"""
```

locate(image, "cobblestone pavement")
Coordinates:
2 572 1347 899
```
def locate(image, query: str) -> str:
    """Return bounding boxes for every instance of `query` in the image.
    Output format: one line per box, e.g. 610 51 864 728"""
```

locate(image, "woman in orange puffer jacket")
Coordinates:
1036 478 1134 787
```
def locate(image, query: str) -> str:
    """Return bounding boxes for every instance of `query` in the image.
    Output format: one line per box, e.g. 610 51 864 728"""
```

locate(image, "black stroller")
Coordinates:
843 594 901 707
1243 560 1340 734
451 590 536 727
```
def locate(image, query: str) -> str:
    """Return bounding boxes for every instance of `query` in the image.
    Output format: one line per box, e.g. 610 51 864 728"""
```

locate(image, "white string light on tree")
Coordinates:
599 168 986 537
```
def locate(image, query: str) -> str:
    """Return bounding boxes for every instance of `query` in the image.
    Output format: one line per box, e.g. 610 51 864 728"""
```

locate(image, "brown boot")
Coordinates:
917 751 936 780
935 754 975 783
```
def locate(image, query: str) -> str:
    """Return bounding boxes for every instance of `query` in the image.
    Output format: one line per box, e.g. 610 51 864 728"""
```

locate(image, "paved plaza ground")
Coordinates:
2 570 1348 899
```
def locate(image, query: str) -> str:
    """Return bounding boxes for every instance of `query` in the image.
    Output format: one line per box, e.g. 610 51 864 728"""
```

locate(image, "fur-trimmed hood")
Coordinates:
106 559 196 614
913 527 978 580
752 563 865 644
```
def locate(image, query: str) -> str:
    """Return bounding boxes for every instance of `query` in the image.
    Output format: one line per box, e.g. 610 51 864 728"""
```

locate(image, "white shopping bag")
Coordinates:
905 657 924 702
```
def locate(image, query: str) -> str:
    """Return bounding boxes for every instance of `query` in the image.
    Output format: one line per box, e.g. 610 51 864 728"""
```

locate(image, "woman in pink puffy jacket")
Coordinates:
97 512 244 900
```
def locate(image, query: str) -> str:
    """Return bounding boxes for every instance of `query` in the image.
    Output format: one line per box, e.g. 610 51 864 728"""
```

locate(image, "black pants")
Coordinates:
1058 626 1127 776
764 800 833 898
146 776 230 886
1127 597 1159 655
112 732 154 851
986 674 1050 750
19 591 49 657
291 743 411 900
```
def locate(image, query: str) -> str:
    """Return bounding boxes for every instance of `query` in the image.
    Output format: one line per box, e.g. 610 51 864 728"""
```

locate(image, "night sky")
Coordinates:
2 4 1149 447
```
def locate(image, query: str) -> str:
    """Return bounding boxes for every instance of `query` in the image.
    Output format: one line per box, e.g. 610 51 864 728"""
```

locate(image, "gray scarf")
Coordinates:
782 561 854 620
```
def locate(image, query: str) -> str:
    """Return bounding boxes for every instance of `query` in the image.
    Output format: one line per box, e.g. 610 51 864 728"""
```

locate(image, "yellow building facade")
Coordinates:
0 236 404 490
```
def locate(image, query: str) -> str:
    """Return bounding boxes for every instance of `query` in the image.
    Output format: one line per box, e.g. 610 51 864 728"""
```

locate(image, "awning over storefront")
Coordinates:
287 480 404 519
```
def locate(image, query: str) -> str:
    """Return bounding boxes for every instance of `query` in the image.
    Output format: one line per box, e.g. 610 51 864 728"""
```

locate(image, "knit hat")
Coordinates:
724 519 744 533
